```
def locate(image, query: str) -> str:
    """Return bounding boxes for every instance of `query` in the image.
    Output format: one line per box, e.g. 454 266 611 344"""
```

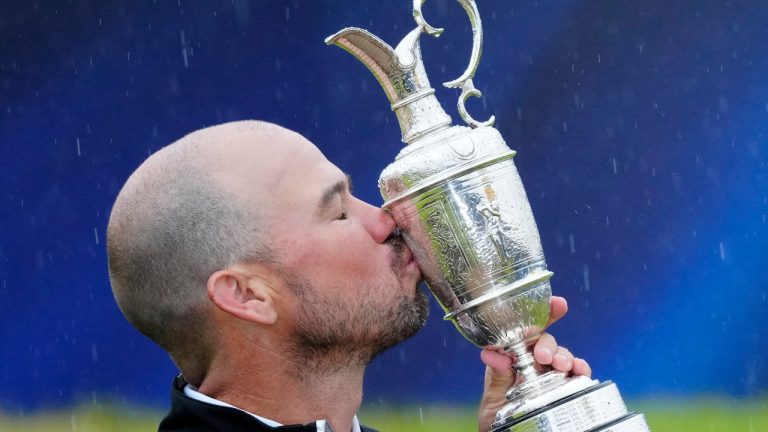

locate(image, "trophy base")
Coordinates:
491 380 650 432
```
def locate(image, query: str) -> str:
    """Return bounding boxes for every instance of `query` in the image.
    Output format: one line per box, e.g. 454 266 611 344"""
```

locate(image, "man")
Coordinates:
107 120 590 432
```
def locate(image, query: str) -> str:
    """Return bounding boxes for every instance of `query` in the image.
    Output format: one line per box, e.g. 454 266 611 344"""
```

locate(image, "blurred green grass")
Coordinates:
1 398 766 431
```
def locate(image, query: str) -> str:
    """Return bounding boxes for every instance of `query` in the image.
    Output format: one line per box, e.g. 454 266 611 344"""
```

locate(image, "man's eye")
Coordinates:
338 212 347 220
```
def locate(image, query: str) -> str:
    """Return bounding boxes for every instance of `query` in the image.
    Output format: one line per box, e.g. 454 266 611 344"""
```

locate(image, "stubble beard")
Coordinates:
286 239 428 378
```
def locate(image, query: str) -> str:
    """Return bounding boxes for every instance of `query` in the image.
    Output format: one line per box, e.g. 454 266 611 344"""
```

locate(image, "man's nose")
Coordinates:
361 202 397 243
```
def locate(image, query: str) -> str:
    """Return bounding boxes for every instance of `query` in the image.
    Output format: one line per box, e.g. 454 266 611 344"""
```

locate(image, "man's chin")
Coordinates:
365 289 428 358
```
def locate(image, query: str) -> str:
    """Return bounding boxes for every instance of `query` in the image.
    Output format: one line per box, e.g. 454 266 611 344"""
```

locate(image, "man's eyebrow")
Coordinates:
318 174 352 214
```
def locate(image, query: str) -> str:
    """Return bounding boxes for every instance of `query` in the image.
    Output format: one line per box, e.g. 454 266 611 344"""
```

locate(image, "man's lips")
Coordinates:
389 235 420 274
401 245 420 273
403 246 415 265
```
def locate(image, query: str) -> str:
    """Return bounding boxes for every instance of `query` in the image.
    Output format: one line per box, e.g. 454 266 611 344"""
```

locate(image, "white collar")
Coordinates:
183 384 361 432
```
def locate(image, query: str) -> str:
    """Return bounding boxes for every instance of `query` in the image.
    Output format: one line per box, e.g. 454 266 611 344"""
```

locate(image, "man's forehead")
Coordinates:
263 149 344 200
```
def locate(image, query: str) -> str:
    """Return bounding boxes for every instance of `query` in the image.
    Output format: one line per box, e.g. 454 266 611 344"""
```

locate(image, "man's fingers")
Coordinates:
533 333 557 365
534 333 578 373
573 358 592 378
480 349 514 378
546 296 568 328
551 347 574 372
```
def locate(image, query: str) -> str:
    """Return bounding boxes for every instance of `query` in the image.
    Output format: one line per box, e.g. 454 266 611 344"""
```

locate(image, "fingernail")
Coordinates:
555 353 571 366
541 347 554 361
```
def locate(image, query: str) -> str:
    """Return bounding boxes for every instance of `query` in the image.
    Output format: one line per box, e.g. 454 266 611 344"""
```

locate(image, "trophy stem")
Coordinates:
504 339 570 403
507 340 539 384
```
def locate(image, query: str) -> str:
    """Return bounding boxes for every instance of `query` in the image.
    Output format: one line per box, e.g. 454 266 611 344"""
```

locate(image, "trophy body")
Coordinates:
378 124 647 432
327 2 650 430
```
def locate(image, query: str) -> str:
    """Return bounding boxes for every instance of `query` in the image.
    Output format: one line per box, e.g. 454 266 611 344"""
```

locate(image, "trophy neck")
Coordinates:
393 91 452 144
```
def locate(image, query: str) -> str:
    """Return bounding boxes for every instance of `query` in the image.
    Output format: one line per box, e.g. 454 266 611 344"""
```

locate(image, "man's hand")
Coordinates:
477 296 592 432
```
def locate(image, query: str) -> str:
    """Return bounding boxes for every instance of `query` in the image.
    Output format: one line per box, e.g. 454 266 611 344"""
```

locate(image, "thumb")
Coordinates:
478 349 516 432
481 349 516 393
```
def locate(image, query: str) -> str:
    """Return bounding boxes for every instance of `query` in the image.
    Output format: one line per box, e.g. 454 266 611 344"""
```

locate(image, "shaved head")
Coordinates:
107 120 289 381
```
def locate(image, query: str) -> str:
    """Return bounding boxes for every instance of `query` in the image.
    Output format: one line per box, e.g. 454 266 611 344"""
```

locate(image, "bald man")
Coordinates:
107 120 590 432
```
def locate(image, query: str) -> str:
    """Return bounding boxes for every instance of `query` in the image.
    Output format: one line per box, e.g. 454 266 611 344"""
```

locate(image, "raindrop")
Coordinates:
562 122 567 132
719 242 725 260
76 138 81 156
611 157 617 174
568 234 575 254
180 30 189 68
285 6 290 21
91 344 99 362
94 227 99 245
71 414 77 431
582 264 590 292
418 407 424 424
597 53 601 63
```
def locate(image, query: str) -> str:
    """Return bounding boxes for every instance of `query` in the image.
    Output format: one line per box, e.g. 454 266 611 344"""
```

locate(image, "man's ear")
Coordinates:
207 269 278 325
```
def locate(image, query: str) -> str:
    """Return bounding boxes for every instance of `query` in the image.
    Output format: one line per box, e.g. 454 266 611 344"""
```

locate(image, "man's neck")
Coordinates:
197 343 366 432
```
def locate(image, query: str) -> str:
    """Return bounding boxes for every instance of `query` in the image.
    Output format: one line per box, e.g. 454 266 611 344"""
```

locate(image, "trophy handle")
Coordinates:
413 0 495 128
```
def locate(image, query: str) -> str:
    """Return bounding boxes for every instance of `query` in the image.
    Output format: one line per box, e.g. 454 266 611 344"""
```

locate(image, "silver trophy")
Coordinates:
327 1 649 431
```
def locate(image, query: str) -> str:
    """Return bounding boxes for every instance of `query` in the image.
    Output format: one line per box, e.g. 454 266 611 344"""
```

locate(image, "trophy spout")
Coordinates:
325 26 452 144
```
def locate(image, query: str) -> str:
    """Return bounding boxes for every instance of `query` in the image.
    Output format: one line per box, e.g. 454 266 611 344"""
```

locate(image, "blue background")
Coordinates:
1 0 766 412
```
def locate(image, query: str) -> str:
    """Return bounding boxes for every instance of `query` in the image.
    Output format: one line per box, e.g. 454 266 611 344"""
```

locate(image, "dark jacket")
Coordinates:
158 376 378 432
